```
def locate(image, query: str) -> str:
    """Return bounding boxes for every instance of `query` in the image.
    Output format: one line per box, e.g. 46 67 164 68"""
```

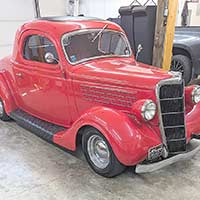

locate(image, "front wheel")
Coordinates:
171 55 192 85
82 127 126 177
0 99 10 121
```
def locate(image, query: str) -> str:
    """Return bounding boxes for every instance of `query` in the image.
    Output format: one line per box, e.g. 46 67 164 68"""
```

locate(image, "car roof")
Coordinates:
38 16 105 22
21 16 123 38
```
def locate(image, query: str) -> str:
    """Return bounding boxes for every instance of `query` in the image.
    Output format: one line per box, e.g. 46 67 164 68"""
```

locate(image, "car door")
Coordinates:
13 31 71 127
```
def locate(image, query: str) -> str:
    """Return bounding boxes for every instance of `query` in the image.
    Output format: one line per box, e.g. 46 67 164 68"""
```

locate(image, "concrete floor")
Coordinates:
1 120 200 200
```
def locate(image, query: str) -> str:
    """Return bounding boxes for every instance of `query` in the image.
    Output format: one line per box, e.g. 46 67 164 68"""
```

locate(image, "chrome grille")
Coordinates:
157 78 186 153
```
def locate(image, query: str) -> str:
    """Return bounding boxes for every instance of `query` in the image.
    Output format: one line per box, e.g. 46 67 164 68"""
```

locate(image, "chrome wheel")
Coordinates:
87 135 110 169
171 55 192 85
82 127 126 177
171 59 184 75
0 100 4 117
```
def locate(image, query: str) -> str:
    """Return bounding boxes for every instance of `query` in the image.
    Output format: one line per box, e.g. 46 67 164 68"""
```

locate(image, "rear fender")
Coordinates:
54 106 162 166
0 70 16 113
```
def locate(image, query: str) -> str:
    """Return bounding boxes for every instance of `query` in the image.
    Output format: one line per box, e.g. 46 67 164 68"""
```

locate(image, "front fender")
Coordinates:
54 106 162 166
186 103 200 140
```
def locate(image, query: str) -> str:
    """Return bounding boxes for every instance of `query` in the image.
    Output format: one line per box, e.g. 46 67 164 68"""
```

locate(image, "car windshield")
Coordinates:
62 29 132 64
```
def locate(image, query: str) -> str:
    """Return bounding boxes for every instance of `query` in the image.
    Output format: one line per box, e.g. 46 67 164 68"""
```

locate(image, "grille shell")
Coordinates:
157 78 186 153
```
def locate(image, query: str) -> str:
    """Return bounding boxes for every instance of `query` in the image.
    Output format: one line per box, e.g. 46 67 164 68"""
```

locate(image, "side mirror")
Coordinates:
44 52 57 64
136 44 143 61
44 52 66 79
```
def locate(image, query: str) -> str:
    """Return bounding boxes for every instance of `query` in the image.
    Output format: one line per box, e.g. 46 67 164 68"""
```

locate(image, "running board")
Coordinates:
9 109 67 142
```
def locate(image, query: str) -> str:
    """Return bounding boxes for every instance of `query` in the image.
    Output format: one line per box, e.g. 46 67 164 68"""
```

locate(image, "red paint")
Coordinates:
0 18 200 166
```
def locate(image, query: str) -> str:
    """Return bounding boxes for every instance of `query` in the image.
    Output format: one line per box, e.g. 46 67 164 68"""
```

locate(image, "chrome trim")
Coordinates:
156 77 186 149
168 71 182 79
191 85 200 104
61 28 133 65
141 99 156 121
0 100 4 117
135 139 200 173
87 135 110 169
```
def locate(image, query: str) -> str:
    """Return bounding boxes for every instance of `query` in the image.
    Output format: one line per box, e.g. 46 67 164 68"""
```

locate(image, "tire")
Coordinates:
82 127 126 177
0 99 10 121
171 55 192 85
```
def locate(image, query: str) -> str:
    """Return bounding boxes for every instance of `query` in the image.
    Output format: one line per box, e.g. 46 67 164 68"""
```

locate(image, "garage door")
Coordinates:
0 0 35 59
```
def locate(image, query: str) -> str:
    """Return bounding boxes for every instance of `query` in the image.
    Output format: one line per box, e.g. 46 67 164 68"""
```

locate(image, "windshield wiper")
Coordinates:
92 24 108 43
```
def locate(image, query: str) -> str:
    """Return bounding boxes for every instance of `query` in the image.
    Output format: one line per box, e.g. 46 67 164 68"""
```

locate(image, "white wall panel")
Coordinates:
39 0 66 17
0 0 34 20
0 0 34 58
0 45 12 58
188 2 200 26
0 22 25 46
177 0 187 26
79 0 157 19
0 0 67 59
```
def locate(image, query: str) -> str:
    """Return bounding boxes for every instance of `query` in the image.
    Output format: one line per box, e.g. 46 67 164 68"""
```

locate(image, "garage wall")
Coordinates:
0 0 35 59
188 2 200 26
39 0 67 17
0 0 190 59
176 0 187 26
79 0 157 19
0 0 67 59
79 0 186 25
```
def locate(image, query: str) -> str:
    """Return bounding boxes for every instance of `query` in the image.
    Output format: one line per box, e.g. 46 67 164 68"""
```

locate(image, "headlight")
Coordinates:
141 100 156 121
192 86 200 104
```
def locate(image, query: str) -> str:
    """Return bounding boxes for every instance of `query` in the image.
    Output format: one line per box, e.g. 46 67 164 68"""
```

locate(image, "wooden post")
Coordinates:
162 0 179 70
152 0 167 68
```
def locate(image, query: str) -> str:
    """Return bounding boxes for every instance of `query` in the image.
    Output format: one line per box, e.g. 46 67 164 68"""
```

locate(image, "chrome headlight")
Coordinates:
141 100 156 121
192 86 200 104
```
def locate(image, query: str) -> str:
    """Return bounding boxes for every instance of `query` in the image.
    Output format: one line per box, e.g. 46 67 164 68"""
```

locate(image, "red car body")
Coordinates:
0 17 200 174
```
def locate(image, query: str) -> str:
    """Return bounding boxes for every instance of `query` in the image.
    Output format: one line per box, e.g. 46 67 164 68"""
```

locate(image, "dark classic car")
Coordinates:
0 16 200 177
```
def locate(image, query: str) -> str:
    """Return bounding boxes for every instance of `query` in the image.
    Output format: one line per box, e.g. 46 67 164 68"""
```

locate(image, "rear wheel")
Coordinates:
0 99 10 121
82 127 126 177
171 55 192 85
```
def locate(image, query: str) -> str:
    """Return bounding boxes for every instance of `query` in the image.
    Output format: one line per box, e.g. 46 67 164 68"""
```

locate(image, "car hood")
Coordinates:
73 59 172 90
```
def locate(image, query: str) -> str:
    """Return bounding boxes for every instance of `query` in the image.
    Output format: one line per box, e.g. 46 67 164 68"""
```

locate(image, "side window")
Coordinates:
23 35 58 64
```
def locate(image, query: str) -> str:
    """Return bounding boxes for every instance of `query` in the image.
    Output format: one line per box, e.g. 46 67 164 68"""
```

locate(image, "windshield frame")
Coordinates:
61 28 132 65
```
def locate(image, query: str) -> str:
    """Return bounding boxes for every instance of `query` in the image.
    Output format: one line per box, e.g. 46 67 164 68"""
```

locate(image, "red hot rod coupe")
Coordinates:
0 16 200 177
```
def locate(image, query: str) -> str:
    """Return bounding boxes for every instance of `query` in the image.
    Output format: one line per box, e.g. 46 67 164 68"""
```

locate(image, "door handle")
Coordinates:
16 73 23 78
